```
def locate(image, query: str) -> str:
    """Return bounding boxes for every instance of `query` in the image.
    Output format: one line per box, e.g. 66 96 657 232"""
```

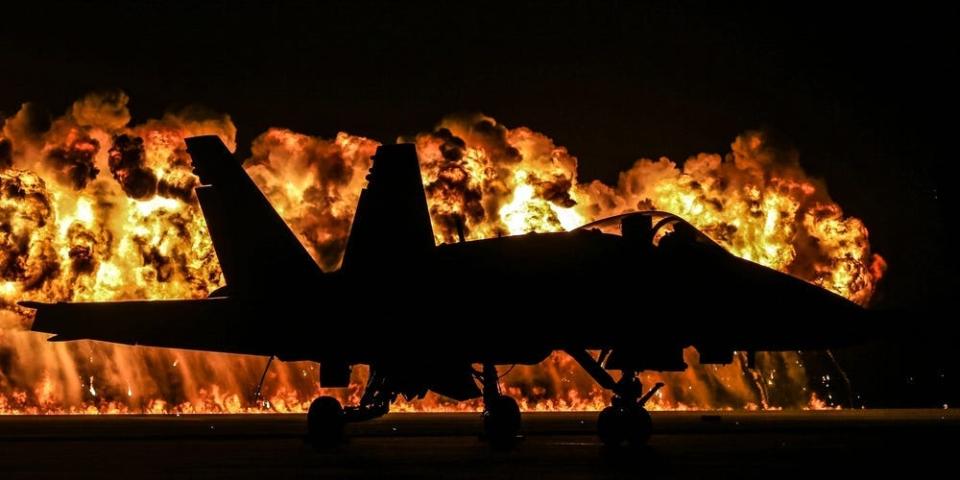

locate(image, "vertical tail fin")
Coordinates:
341 143 435 273
186 136 323 295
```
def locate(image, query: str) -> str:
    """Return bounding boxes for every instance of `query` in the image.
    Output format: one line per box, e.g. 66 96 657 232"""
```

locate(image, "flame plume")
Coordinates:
0 92 883 414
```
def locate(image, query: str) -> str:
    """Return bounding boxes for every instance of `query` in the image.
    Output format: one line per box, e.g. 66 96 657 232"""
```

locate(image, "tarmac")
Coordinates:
1 409 957 478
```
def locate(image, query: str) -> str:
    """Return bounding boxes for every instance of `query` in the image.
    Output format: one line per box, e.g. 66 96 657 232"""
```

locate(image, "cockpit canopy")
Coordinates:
575 211 726 253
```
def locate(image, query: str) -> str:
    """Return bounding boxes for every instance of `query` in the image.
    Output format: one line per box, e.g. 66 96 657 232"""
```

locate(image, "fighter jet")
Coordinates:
22 136 867 447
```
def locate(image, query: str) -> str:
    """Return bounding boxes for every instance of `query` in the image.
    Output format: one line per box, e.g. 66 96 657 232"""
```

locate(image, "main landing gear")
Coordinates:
306 368 396 447
306 362 524 448
566 349 664 447
306 353 660 449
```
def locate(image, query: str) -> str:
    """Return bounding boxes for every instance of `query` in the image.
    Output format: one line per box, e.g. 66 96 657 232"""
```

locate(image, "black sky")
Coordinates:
1 1 955 311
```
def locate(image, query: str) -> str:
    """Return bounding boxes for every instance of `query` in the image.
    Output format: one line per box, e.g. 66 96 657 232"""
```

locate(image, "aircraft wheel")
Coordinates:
483 395 521 447
598 405 652 447
307 396 345 446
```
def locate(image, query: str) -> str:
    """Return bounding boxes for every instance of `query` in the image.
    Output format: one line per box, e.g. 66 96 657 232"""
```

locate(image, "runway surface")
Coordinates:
1 410 957 479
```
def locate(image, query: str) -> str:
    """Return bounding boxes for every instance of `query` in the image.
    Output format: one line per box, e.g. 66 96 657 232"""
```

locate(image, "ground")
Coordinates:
1 410 956 478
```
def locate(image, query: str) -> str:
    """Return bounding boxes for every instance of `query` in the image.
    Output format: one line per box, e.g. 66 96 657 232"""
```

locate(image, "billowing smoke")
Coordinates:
108 134 157 199
0 92 242 411
70 89 131 131
130 107 237 203
0 171 60 300
44 131 101 190
415 126 487 241
245 128 378 271
1 102 50 155
412 114 581 242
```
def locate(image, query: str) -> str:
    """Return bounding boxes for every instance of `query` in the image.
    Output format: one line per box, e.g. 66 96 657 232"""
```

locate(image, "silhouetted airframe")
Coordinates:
22 137 867 446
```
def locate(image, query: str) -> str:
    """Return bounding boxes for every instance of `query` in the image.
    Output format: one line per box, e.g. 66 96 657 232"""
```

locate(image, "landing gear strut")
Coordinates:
596 369 660 446
566 350 664 447
306 368 397 446
480 362 521 447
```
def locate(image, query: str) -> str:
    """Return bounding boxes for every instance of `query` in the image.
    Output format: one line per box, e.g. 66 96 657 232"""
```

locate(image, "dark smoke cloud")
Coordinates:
130 209 200 286
412 114 566 242
108 134 157 199
157 170 198 203
422 128 486 238
530 173 576 208
66 223 99 275
44 133 101 190
0 172 61 293
435 127 466 161
448 113 521 164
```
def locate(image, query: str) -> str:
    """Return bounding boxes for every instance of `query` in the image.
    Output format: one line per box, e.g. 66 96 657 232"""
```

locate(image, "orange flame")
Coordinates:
0 92 883 414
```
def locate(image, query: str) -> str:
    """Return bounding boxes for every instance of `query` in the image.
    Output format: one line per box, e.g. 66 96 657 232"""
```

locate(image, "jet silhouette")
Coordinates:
22 136 867 446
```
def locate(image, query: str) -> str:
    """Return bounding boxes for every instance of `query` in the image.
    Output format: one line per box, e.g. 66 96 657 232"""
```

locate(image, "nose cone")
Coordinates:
723 256 870 347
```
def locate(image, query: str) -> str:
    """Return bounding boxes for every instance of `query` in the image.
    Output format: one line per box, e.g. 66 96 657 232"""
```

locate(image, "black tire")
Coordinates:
483 395 522 447
598 406 652 447
598 406 626 446
626 406 653 445
307 396 345 446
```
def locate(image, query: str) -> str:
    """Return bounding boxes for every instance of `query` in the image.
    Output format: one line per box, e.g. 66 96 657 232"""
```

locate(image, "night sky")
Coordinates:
2 3 954 325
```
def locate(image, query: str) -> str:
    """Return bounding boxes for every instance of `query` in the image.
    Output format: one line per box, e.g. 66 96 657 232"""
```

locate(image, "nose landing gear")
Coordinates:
565 349 664 447
597 372 663 447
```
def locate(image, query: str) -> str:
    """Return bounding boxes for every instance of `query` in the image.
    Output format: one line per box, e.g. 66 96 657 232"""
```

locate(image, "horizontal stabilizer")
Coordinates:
22 299 270 356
